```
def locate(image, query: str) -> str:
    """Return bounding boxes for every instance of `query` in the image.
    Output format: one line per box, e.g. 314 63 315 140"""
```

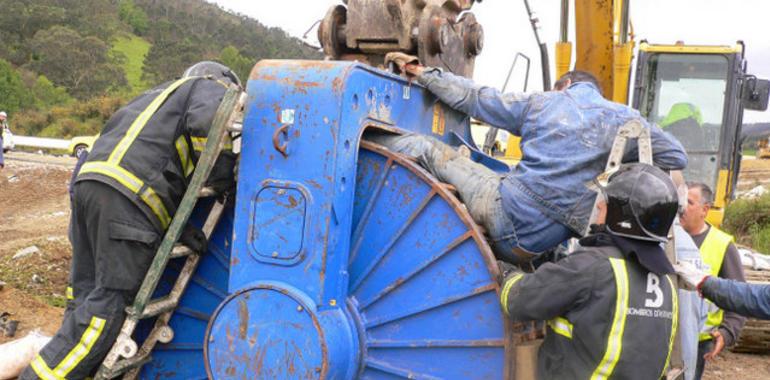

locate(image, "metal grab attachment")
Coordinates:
94 86 246 380
586 119 652 230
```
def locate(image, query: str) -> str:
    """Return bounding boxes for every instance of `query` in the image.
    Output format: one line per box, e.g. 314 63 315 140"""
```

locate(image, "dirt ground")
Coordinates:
0 153 72 344
1 152 770 376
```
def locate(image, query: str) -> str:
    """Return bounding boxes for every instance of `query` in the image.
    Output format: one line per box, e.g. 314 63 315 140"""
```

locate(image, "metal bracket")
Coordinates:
586 119 653 231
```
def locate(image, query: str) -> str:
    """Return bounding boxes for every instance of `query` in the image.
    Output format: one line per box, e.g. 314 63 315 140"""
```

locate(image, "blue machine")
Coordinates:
140 61 516 379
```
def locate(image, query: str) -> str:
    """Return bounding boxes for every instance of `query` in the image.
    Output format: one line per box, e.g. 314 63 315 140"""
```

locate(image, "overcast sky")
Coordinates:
210 0 769 122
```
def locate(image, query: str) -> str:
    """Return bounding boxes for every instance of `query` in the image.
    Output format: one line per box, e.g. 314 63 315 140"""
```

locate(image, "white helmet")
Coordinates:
0 111 6 118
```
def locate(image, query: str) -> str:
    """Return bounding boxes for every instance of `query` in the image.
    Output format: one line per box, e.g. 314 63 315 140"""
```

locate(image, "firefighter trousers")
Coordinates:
21 180 161 380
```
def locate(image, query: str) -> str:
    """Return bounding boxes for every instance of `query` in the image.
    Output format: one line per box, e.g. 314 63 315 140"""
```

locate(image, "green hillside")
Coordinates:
0 0 322 138
111 34 151 95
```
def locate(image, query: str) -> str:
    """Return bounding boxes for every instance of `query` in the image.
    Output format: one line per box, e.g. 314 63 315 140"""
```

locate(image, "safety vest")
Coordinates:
698 225 734 341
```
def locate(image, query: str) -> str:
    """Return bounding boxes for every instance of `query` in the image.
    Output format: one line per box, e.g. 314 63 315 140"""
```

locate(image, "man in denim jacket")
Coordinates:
379 53 688 263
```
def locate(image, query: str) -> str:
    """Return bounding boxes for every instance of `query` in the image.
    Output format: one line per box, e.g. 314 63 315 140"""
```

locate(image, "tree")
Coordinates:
0 59 32 114
29 26 126 99
219 46 254 84
32 75 72 109
119 0 150 36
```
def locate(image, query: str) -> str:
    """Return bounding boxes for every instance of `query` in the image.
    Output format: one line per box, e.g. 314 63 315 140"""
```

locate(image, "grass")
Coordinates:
112 33 151 95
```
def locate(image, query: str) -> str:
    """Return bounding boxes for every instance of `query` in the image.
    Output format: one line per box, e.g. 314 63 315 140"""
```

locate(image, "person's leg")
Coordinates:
694 339 713 380
64 182 95 320
21 182 160 380
370 133 499 216
369 133 544 262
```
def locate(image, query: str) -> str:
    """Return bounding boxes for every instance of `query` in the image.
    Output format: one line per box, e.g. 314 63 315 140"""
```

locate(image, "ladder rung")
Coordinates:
140 297 178 319
170 244 195 259
199 187 217 198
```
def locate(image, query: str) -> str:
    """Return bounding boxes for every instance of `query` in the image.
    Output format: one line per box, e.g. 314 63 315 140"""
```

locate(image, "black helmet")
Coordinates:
604 163 678 243
182 61 241 87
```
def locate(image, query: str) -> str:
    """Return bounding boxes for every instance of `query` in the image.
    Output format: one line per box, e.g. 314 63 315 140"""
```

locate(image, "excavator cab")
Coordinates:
632 42 769 226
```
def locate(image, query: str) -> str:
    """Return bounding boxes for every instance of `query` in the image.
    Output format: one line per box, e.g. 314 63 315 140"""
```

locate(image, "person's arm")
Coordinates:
500 252 597 321
417 70 531 136
715 243 748 346
184 79 236 191
623 120 688 170
701 277 770 320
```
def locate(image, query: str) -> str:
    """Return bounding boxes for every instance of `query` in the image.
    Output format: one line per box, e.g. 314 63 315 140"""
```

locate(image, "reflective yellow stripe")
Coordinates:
191 136 207 152
66 286 74 300
175 136 194 177
591 258 630 380
548 316 573 339
31 355 64 380
662 275 679 377
499 273 524 316
52 316 106 378
108 77 196 164
79 161 171 228
191 136 233 152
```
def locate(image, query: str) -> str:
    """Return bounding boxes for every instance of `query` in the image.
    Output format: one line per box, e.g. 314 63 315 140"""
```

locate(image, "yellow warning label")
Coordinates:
432 103 445 135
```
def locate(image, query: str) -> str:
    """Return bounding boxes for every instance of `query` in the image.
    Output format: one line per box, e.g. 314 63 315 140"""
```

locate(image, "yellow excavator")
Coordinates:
496 0 770 226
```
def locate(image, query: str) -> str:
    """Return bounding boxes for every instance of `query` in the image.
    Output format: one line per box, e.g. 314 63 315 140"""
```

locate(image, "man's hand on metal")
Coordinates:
704 329 725 361
673 260 710 291
384 52 424 78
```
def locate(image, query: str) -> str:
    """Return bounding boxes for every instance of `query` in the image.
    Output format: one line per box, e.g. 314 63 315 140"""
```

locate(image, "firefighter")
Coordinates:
500 163 680 379
21 61 239 380
679 181 746 379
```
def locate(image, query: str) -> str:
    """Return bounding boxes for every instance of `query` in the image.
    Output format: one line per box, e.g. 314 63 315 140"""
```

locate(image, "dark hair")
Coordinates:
555 70 602 95
686 181 714 206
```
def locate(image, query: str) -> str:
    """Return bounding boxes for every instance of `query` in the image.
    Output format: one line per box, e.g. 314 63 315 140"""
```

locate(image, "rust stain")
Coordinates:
238 299 249 339
332 77 344 94
306 179 323 190
226 325 235 353
288 195 298 208
254 345 267 376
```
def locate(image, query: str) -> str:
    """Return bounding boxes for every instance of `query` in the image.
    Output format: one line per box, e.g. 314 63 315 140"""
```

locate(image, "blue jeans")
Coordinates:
369 133 572 262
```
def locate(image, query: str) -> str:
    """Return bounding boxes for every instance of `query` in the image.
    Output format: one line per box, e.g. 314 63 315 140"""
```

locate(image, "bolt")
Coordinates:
272 251 279 258
297 305 304 312
330 299 337 306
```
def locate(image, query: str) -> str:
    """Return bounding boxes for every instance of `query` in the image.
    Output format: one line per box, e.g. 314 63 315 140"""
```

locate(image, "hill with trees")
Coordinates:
0 0 322 138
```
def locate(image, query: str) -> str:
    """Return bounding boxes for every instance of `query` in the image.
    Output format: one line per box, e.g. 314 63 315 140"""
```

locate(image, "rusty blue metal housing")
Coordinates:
140 60 514 379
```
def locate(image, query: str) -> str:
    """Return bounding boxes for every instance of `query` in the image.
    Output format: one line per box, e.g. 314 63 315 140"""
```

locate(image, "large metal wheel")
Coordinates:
348 141 513 379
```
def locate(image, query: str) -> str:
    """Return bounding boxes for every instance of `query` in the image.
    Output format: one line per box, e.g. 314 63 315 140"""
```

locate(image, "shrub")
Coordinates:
723 192 770 253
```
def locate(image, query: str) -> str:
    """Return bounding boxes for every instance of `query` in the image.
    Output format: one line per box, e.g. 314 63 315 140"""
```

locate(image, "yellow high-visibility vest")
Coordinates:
698 225 734 341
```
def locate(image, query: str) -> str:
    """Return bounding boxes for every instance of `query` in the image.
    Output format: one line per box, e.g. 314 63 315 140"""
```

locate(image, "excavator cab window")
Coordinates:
637 53 730 191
